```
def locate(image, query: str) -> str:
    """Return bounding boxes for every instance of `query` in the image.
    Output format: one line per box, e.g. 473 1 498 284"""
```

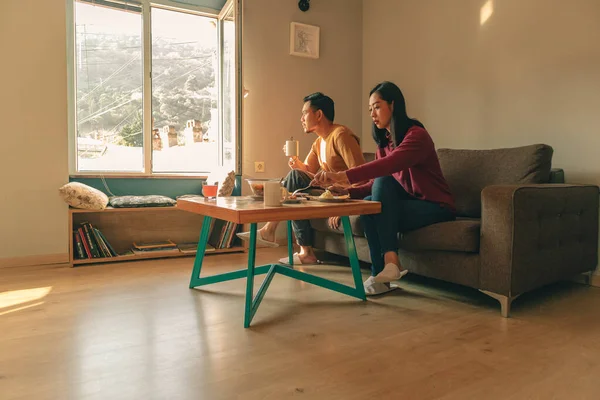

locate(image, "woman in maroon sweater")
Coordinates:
314 81 456 295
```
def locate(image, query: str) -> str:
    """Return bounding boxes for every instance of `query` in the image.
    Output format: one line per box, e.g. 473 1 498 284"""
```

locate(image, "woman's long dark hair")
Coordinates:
370 81 424 148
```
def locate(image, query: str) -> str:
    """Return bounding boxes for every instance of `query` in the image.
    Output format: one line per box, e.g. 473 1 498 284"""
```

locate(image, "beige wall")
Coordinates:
363 0 600 272
362 0 600 180
0 0 69 265
0 0 363 264
242 0 363 185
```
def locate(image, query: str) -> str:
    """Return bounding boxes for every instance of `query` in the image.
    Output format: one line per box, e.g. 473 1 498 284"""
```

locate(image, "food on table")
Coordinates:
250 183 264 196
246 178 281 197
319 189 334 199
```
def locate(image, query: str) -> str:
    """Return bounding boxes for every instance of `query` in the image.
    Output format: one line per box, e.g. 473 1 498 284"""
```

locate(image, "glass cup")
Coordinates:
202 184 218 199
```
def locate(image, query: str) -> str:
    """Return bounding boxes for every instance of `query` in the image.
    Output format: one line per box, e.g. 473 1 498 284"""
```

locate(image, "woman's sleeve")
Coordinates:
345 129 432 184
348 180 374 199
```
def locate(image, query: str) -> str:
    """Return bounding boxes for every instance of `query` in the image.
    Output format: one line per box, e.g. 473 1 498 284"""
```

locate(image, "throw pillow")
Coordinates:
109 195 176 208
58 182 109 210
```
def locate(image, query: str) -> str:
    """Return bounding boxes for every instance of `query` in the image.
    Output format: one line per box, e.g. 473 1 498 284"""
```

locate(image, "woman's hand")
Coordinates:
328 216 341 230
326 184 349 196
313 170 350 186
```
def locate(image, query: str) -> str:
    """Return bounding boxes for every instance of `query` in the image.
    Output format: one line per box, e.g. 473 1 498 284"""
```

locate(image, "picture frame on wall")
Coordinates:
289 22 320 59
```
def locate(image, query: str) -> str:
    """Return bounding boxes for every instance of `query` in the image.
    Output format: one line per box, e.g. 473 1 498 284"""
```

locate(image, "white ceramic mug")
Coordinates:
264 181 288 207
285 140 299 157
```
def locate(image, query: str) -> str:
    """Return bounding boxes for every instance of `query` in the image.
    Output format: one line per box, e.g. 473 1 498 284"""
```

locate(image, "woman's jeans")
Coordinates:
359 176 456 276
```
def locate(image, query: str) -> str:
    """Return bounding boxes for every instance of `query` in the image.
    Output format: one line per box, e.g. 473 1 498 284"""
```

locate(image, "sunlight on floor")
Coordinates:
0 286 52 314
0 301 46 316
480 0 494 26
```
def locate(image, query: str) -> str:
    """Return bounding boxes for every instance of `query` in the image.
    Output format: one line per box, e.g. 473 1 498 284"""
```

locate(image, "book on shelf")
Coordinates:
73 222 117 260
132 240 177 250
81 223 101 258
77 228 91 258
131 247 180 256
73 231 86 259
130 239 179 255
177 242 216 254
73 218 241 262
208 220 240 250
96 229 118 257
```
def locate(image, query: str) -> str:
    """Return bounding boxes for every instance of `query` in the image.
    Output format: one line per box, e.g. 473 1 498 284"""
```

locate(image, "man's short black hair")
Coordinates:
303 92 335 122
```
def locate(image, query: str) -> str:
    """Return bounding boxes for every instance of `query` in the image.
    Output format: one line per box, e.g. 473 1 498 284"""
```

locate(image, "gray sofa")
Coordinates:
311 144 599 316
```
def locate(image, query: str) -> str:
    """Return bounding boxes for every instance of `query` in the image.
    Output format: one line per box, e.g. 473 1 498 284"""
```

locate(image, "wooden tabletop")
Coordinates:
176 196 381 224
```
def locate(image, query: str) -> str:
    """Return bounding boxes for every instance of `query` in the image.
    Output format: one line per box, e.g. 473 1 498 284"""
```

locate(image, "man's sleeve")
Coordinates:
334 129 366 169
304 143 320 174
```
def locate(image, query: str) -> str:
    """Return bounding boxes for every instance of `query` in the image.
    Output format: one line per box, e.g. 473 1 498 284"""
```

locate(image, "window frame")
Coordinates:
67 0 242 178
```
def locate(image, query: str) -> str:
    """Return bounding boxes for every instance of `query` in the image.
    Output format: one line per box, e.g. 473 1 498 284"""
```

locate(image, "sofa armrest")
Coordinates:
480 184 599 296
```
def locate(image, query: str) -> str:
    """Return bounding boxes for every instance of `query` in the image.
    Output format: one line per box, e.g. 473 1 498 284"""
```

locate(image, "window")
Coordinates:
69 0 241 175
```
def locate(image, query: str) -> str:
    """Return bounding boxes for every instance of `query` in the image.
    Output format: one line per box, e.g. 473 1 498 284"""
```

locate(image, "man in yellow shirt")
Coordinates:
238 92 366 265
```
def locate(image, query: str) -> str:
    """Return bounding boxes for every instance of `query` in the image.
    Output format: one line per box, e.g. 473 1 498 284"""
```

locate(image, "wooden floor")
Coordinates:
1 248 600 400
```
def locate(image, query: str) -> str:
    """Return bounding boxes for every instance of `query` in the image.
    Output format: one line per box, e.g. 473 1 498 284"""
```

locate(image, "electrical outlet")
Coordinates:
254 161 265 173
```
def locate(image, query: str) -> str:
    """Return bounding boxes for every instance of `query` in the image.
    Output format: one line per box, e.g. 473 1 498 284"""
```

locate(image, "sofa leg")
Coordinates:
583 271 593 286
480 290 519 318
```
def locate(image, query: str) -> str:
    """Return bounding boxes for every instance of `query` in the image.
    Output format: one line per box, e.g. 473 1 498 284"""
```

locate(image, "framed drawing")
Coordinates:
289 22 320 59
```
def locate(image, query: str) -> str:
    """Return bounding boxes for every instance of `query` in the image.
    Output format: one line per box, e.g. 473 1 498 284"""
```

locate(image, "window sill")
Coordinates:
69 173 209 180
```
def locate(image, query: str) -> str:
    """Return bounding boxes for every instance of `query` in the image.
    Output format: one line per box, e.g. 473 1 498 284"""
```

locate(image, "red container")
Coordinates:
202 185 218 198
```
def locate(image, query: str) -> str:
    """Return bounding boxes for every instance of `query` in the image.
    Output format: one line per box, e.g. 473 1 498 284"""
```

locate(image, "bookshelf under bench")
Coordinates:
69 206 246 267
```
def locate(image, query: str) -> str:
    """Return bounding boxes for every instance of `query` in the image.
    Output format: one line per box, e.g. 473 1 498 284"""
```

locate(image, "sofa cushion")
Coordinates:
438 144 553 218
312 216 480 253
399 218 481 253
310 215 364 237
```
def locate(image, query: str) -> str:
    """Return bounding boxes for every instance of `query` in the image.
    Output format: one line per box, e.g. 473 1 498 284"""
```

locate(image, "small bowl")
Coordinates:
246 178 279 198
202 184 218 198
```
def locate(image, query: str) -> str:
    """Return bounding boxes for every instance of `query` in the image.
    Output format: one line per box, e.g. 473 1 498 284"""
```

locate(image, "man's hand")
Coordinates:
328 216 341 230
282 144 307 171
288 156 308 171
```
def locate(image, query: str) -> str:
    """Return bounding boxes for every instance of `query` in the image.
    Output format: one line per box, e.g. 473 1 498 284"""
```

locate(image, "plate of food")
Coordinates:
283 194 309 204
314 189 350 203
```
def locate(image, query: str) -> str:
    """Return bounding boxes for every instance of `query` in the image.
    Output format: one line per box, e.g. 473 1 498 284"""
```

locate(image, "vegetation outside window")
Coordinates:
70 0 241 176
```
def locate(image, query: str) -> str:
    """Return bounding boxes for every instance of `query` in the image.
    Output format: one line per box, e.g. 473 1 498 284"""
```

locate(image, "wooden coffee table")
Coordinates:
177 196 381 328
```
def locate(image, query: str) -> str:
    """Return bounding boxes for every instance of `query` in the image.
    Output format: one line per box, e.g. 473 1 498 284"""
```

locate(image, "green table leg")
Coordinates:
341 216 366 300
244 223 258 328
246 264 278 326
190 217 271 288
192 266 272 286
287 220 294 266
189 215 213 288
189 217 366 328
276 265 364 299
